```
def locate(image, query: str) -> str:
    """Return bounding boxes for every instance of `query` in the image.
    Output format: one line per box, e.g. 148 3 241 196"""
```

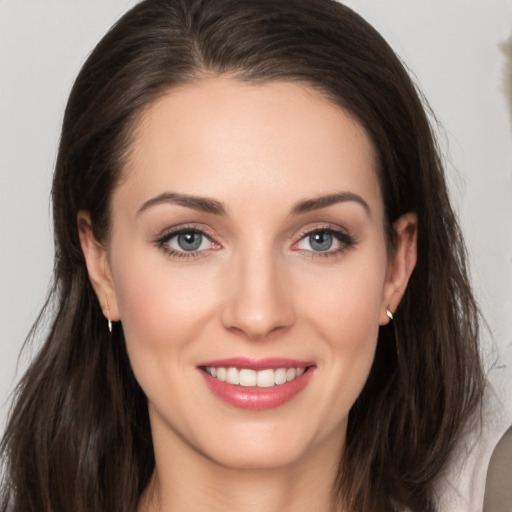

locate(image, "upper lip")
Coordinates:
197 357 314 371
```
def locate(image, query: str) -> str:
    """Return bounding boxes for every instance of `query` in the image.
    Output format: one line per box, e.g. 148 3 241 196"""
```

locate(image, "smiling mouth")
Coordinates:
202 366 308 388
199 360 315 410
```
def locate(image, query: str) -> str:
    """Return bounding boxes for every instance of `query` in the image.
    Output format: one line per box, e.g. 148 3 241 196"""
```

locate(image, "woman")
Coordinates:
0 0 484 511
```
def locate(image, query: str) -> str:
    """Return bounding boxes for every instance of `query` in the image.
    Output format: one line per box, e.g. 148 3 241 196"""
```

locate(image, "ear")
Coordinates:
77 211 120 322
379 212 418 325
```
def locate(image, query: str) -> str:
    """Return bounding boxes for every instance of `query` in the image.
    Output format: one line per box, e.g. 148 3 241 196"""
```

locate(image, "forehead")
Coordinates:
117 77 382 219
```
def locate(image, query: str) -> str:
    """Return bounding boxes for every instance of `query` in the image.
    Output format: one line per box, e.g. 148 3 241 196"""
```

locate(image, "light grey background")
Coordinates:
1 1 511 510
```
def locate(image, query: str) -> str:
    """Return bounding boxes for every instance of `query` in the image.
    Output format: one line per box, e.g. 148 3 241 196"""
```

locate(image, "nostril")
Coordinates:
221 303 295 340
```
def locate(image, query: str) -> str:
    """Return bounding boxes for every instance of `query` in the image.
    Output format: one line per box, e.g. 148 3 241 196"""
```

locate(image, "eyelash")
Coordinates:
154 224 355 261
155 225 219 261
292 225 356 258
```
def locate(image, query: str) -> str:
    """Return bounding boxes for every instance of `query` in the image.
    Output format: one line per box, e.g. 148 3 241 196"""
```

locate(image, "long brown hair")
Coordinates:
0 1 484 511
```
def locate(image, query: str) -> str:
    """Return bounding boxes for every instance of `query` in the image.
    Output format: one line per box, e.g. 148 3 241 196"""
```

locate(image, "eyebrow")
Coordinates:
290 192 370 216
137 192 227 216
137 191 370 217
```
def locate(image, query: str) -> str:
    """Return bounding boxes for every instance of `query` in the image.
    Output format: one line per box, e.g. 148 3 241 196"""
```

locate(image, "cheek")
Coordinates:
316 280 381 377
294 249 387 407
109 247 219 370
300 252 386 344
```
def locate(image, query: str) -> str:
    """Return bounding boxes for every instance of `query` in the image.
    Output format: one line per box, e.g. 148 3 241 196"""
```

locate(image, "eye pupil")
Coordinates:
309 231 333 251
177 232 202 251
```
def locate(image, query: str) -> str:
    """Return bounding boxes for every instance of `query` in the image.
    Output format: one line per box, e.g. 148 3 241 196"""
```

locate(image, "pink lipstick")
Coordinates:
198 358 315 411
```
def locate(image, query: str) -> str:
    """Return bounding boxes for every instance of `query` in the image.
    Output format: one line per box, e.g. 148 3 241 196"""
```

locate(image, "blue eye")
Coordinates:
158 229 214 256
308 231 334 252
175 232 204 251
295 228 354 255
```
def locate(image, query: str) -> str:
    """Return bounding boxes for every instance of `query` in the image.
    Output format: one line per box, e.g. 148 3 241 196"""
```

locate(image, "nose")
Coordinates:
221 248 295 340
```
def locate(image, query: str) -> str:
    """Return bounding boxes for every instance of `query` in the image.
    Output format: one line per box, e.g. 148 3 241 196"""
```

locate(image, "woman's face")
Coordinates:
82 77 415 471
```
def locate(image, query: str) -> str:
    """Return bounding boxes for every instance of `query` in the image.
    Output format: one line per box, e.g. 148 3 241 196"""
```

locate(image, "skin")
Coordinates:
79 77 417 512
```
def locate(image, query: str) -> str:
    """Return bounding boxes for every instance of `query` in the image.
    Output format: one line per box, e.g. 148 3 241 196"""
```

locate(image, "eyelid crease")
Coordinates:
291 224 357 258
154 224 222 259
155 223 218 243
294 223 350 239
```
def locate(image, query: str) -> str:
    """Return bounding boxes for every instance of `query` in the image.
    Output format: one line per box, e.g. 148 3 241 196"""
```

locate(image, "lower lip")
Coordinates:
200 368 314 411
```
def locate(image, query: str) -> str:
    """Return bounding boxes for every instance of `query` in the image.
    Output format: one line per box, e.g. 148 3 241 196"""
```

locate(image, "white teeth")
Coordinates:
239 369 257 387
274 368 287 385
257 369 275 388
286 368 296 382
205 366 307 387
226 367 239 385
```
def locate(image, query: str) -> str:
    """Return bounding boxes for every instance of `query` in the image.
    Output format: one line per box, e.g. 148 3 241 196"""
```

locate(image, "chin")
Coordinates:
189 415 346 473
